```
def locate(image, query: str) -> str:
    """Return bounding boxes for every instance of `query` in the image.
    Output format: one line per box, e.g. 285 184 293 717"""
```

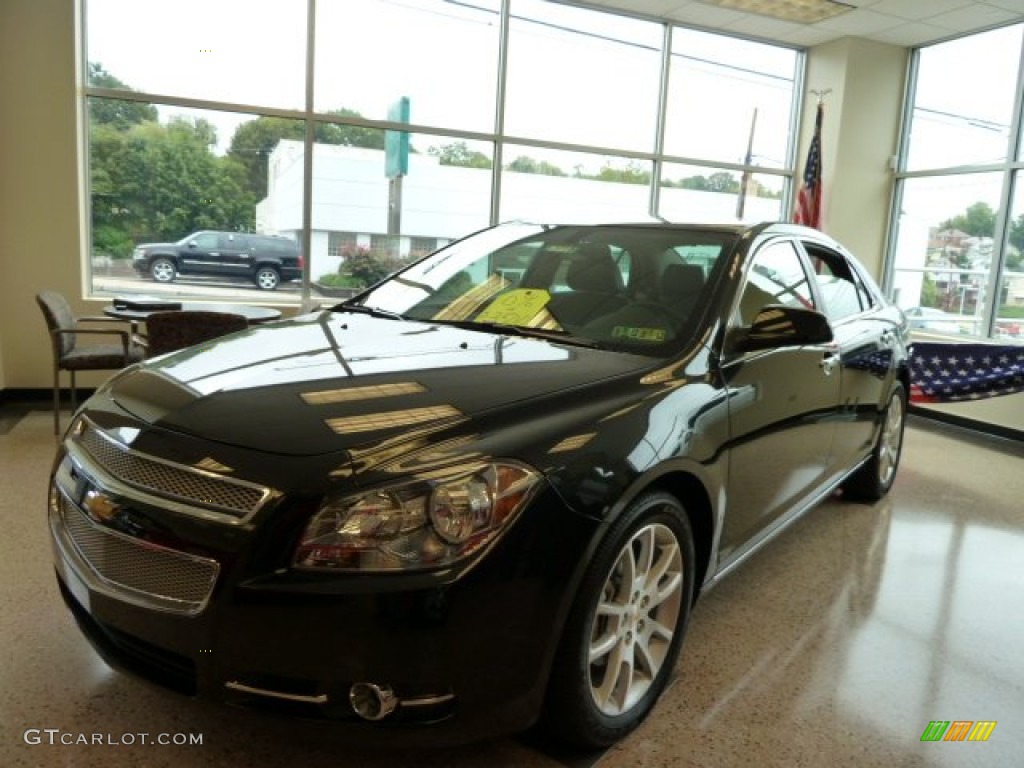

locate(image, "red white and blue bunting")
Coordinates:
909 342 1024 403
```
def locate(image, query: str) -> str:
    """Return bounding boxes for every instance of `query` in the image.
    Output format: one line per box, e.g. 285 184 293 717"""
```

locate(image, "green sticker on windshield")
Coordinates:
612 326 667 342
476 289 551 326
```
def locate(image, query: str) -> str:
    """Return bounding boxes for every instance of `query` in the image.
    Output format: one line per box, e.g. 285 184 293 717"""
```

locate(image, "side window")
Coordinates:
802 242 871 322
220 233 247 250
193 233 218 249
738 240 815 325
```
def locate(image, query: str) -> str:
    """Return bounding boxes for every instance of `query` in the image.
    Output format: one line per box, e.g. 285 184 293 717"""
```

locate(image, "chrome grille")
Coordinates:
76 422 270 520
58 492 219 615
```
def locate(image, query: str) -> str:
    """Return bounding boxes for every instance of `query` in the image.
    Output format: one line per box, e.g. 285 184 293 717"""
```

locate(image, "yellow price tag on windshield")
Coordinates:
476 289 551 326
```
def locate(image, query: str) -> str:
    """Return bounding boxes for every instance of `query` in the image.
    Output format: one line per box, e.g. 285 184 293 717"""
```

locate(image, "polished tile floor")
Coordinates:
1 406 1021 767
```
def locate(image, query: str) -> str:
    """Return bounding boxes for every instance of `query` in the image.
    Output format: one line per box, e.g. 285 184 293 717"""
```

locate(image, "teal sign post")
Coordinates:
385 96 410 179
386 97 409 237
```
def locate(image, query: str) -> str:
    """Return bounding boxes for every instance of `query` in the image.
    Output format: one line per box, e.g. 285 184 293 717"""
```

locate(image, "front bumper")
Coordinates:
48 422 599 744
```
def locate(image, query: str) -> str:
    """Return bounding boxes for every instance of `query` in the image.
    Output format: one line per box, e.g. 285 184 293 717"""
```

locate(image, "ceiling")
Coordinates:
580 0 1024 47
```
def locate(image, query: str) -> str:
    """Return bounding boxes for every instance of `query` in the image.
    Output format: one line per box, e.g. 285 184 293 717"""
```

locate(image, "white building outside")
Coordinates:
256 140 783 282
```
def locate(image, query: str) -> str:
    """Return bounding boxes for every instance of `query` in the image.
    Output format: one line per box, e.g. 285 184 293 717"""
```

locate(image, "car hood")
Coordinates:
107 311 652 457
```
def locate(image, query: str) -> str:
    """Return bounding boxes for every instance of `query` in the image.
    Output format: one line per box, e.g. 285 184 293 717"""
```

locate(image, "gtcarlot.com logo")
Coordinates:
23 729 203 746
920 721 997 743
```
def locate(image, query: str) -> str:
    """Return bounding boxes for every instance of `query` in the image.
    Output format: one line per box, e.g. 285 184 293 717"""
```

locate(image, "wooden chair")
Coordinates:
36 290 146 434
143 310 249 358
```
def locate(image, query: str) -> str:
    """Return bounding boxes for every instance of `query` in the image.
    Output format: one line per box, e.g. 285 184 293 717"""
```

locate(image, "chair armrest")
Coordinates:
53 327 135 355
77 315 141 334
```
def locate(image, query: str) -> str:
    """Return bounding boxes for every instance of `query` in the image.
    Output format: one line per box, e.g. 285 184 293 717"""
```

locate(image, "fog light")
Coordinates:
349 682 398 721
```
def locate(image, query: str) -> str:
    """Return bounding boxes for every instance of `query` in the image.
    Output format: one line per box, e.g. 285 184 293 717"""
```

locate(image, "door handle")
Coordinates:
820 350 840 375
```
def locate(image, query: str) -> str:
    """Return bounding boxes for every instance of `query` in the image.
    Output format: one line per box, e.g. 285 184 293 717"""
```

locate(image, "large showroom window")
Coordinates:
81 0 802 308
887 23 1024 341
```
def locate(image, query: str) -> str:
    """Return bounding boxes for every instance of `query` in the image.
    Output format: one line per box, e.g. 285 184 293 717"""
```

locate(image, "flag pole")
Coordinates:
736 108 758 220
793 89 830 229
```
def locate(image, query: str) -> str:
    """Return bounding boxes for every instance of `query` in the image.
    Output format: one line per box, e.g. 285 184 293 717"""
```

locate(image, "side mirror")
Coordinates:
188 241 198 249
732 304 833 353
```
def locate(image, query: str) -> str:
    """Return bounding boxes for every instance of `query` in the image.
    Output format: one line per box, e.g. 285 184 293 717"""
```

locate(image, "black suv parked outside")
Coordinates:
132 231 302 291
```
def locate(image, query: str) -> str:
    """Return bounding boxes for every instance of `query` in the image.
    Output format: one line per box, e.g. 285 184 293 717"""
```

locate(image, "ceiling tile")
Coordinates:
722 14 809 40
927 3 1018 30
665 3 749 25
774 26 845 45
869 20 955 45
588 0 695 15
868 0 973 22
816 7 907 35
986 0 1024 13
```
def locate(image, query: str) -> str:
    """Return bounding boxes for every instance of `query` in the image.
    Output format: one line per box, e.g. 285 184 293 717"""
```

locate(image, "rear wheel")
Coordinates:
255 266 280 291
150 258 176 283
542 491 694 748
843 382 907 501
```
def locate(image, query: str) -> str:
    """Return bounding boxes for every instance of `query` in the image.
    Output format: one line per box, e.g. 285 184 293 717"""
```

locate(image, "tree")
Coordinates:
592 162 650 185
1007 213 1024 255
91 117 254 256
942 201 996 238
429 141 492 169
505 156 566 176
87 63 158 129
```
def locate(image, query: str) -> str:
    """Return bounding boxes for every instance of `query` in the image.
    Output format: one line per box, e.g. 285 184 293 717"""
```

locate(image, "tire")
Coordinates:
255 266 280 291
150 258 176 283
843 382 907 501
542 491 695 749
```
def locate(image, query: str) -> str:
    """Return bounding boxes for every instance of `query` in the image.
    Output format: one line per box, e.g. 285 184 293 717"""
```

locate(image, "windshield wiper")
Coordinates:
333 303 405 321
430 319 605 349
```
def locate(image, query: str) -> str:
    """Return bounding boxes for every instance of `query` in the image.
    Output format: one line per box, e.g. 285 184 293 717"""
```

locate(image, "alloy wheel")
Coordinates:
587 522 684 717
877 392 904 487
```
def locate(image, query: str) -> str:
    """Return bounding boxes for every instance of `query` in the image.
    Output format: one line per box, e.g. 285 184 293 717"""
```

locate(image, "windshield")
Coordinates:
348 223 736 354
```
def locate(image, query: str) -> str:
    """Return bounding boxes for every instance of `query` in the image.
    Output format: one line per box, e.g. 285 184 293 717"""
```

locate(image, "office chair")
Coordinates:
143 310 249 358
36 290 145 434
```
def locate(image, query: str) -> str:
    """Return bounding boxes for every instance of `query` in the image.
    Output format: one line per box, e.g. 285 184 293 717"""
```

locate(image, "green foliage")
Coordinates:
1007 213 1024 255
315 272 364 288
430 142 492 169
90 115 255 253
920 274 939 308
594 162 650 185
506 156 567 176
941 201 996 238
999 304 1024 318
340 247 395 286
86 63 158 129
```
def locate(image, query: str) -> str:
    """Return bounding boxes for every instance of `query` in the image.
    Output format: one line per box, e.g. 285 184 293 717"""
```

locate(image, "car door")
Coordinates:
799 239 895 479
181 231 220 274
717 238 841 565
216 233 252 278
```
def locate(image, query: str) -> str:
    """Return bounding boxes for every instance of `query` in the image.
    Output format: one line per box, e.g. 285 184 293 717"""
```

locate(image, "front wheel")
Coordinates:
254 266 281 291
843 382 907 501
542 491 695 748
150 258 176 283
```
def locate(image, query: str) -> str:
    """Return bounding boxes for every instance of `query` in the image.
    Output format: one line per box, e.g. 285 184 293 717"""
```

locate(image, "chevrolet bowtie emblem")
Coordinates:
84 489 120 524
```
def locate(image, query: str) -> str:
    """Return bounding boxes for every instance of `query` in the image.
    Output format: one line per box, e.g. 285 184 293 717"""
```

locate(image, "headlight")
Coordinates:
293 462 541 572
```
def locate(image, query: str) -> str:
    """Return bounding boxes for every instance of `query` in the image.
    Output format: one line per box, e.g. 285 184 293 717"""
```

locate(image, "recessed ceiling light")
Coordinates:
700 0 855 24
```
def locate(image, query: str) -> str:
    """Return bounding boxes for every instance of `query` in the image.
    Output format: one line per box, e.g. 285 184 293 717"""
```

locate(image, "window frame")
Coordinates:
79 0 804 309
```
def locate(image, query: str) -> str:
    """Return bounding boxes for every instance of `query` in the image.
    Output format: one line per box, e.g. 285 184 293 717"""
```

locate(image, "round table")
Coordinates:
104 301 283 324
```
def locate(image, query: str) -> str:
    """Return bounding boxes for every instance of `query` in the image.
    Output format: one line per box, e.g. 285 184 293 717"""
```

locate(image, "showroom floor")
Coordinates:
1 404 1021 767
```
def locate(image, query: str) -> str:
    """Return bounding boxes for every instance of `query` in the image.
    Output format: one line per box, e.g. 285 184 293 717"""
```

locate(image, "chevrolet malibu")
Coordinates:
48 222 909 748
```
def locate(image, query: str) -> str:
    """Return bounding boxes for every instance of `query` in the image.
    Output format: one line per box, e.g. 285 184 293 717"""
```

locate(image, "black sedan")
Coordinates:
48 221 910 748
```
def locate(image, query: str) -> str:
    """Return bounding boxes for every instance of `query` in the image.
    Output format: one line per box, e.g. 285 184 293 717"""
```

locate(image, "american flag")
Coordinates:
909 342 1024 403
794 102 823 229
